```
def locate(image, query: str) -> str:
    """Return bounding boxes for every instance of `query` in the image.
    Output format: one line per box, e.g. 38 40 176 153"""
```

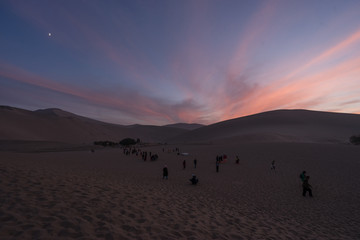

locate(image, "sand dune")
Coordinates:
0 106 188 144
2 106 360 147
164 123 205 131
168 110 360 144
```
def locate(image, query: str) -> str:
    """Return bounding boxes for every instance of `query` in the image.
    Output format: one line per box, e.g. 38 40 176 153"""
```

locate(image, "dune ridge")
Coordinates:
168 109 360 144
0 106 188 144
2 106 360 147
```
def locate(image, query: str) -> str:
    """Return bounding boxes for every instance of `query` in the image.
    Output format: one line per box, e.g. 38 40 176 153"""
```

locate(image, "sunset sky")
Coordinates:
1 0 360 125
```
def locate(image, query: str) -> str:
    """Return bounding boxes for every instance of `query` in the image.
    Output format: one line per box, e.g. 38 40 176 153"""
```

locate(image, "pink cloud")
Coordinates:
284 29 360 81
205 1 279 120
227 0 279 77
209 22 360 122
221 56 360 120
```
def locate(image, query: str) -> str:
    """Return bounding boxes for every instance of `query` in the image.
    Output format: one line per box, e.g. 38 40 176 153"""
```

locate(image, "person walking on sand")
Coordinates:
194 158 197 168
270 160 276 171
183 160 186 169
216 160 220 173
302 176 313 197
163 165 168 180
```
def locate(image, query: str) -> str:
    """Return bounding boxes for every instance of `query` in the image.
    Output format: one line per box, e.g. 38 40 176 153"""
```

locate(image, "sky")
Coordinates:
1 0 360 125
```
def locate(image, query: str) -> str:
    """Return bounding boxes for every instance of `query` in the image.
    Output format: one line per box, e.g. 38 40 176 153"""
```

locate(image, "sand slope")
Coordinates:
168 110 360 144
1 142 359 239
0 106 187 144
163 123 205 130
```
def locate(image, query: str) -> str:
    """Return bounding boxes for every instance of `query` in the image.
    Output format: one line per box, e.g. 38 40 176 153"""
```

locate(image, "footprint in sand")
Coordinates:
136 218 146 224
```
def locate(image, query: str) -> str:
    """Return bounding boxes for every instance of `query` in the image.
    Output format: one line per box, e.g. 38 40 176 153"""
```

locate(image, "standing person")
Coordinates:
183 160 186 169
163 165 168 180
236 156 240 164
271 160 276 171
194 158 197 168
302 176 313 197
216 160 219 173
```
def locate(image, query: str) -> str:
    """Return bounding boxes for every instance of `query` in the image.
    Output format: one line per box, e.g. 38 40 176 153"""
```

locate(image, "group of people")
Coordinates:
162 152 314 196
162 147 180 154
162 164 199 185
164 154 236 184
164 154 243 184
269 160 313 197
182 159 198 169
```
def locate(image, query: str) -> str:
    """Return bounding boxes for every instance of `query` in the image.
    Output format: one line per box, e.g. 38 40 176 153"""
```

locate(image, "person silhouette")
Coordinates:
163 165 168 180
271 160 276 171
189 174 199 185
302 176 313 197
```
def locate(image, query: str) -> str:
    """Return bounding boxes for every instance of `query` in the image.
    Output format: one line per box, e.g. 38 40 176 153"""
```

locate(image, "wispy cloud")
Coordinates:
223 48 360 119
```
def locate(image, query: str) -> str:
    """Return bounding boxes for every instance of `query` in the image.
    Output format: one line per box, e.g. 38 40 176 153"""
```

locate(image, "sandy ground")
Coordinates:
1 142 360 239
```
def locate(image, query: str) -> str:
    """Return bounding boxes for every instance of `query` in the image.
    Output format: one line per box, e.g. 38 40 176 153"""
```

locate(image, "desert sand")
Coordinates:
1 142 360 240
1 107 360 239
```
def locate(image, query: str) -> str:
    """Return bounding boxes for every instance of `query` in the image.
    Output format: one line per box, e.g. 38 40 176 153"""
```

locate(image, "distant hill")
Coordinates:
0 106 188 144
163 123 205 130
167 109 360 144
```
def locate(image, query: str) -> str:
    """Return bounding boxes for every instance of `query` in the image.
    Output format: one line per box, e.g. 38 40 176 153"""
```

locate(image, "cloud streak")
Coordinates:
223 40 360 119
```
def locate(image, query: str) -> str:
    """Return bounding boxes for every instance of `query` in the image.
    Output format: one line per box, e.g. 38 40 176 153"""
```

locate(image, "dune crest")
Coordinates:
0 106 187 144
1 106 360 146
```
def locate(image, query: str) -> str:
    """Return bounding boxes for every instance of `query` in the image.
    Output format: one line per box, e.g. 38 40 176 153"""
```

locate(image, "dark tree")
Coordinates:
93 141 118 147
119 138 137 146
350 135 360 145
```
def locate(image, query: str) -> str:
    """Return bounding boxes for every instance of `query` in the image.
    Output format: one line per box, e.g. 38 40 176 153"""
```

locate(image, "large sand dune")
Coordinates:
2 106 360 147
0 106 188 144
168 110 360 144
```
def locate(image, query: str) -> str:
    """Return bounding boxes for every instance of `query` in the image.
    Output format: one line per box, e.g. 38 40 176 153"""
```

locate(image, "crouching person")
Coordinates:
190 174 199 185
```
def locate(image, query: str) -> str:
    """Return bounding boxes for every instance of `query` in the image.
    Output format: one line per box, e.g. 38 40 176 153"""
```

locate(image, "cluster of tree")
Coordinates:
119 138 140 146
349 135 360 145
93 138 141 147
93 141 119 147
